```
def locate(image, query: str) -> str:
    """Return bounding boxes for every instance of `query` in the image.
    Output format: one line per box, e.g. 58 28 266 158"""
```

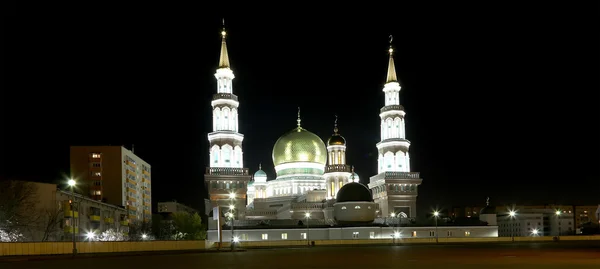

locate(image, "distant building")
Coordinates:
495 204 598 232
3 181 128 241
157 201 198 215
70 146 151 223
497 208 574 237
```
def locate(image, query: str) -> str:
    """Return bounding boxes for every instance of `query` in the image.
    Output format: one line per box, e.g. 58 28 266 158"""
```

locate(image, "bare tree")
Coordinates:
0 180 40 240
39 207 63 242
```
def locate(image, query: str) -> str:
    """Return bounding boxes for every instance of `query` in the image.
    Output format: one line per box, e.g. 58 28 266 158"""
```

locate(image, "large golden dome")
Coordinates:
272 126 327 167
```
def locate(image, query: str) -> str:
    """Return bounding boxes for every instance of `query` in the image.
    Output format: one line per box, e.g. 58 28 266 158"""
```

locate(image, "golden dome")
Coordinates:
327 134 346 146
272 127 327 167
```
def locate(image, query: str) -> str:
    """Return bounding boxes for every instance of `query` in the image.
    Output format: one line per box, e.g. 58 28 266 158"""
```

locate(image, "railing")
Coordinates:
206 167 249 176
380 105 404 113
291 203 325 210
325 164 352 173
213 93 238 101
245 210 277 216
384 172 420 179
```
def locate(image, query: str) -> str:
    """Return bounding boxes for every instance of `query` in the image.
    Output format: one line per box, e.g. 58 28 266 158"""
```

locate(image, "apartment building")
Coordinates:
497 208 574 237
70 146 151 223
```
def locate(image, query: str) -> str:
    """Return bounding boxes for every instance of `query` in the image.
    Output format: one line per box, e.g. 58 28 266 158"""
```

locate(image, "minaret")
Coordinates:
368 36 422 219
324 115 353 200
204 22 251 220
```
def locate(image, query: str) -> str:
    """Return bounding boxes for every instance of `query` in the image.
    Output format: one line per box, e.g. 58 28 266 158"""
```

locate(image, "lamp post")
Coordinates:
555 210 561 239
509 210 516 242
390 212 396 244
305 212 311 246
433 211 439 243
67 179 77 255
229 193 235 250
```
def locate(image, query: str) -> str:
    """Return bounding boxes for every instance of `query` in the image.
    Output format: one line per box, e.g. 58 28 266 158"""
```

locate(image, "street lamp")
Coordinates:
390 213 397 244
305 212 311 246
509 210 516 242
67 179 77 255
532 229 539 236
229 193 236 250
433 211 440 243
555 210 561 239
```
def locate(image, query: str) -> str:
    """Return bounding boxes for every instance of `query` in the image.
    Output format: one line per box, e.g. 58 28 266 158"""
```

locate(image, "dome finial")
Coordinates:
386 35 398 83
351 166 355 179
486 197 490 206
218 18 230 68
297 107 301 128
259 162 262 170
333 115 339 134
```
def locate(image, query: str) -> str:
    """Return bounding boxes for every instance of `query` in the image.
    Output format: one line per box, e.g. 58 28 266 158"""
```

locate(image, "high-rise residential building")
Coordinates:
70 146 151 223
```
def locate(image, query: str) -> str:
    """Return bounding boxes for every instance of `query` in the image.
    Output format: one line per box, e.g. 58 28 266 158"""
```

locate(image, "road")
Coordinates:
2 242 600 269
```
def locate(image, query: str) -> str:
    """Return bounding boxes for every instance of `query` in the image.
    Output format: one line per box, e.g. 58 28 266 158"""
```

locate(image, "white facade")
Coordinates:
208 226 498 242
368 46 422 218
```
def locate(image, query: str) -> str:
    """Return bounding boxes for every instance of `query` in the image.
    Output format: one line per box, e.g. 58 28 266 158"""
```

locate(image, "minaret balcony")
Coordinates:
325 164 352 173
213 93 238 101
206 167 249 176
380 105 404 113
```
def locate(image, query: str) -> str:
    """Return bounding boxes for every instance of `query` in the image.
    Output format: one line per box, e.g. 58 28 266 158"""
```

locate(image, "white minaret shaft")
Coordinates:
208 26 244 168
377 43 410 173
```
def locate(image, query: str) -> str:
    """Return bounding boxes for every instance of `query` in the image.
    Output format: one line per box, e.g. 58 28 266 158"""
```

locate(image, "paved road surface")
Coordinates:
3 242 600 269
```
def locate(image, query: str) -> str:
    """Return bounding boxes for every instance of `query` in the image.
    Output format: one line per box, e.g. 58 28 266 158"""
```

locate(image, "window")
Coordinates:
370 232 375 239
92 163 101 167
341 206 346 210
429 231 435 236
281 233 287 239
354 206 361 209
94 172 101 177
465 231 471 237
301 233 307 239
92 153 101 158
412 231 417 237
447 231 452 236
352 232 359 239
261 234 268 240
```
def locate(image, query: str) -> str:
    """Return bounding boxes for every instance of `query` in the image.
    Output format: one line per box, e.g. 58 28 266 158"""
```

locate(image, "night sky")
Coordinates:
2 3 599 218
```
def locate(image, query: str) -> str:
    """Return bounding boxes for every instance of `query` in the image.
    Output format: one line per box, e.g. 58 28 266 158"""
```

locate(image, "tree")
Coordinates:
39 207 63 242
171 212 206 240
0 180 39 241
97 227 128 241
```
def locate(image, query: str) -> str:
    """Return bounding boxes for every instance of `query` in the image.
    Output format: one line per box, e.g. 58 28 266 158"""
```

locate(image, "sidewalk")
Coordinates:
0 248 246 262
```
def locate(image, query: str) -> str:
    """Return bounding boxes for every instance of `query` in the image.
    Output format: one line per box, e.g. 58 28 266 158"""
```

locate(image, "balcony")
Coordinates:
245 210 277 216
104 217 114 223
120 220 129 226
212 93 238 101
380 105 404 113
90 215 101 222
64 210 79 218
64 226 79 233
384 171 420 179
292 203 325 210
325 164 352 173
206 167 249 176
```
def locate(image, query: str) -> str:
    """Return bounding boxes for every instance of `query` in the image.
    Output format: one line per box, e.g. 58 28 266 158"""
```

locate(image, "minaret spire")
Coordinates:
297 107 301 128
386 35 398 83
259 163 262 170
218 19 230 68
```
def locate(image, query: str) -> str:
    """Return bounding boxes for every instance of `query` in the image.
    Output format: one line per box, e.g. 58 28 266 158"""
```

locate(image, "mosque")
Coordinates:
204 26 497 242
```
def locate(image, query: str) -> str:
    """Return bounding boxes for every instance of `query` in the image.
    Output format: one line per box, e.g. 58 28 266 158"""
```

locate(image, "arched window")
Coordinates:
222 107 230 131
394 117 401 138
234 146 242 167
215 108 222 130
222 145 232 167
384 152 394 170
232 108 238 132
386 118 393 140
211 146 220 166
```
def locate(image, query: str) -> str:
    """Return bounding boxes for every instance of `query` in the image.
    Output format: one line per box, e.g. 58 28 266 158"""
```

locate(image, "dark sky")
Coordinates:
2 3 599 217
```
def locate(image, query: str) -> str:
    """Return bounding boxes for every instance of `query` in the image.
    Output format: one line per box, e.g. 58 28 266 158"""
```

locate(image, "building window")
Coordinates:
92 163 101 167
281 233 287 239
370 232 375 239
354 206 361 209
352 232 359 239
465 231 471 237
92 153 101 158
447 231 452 236
261 234 268 240
301 233 307 239
412 231 417 237
94 172 101 177
341 206 346 210
241 234 248 240
430 231 435 237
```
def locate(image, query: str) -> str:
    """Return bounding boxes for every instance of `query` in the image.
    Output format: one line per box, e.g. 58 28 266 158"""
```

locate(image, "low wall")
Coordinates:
0 240 208 257
213 235 600 248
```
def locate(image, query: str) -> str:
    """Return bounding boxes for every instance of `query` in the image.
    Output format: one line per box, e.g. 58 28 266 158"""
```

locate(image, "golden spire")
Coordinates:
297 107 301 128
333 115 339 134
386 35 398 83
218 19 230 68
351 166 356 180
